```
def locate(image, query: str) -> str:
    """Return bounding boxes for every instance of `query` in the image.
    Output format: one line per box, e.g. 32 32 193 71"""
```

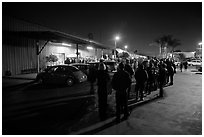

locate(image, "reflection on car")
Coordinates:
36 65 87 86
174 61 180 66
88 60 117 72
188 60 202 66
69 63 90 75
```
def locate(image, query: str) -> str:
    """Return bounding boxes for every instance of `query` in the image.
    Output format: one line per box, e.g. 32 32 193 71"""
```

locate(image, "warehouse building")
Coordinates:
2 16 111 76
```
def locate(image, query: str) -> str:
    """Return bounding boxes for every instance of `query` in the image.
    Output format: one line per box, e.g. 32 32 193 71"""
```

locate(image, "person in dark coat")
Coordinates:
166 60 175 85
124 59 134 99
146 62 154 95
96 63 110 121
180 61 183 72
134 63 148 102
112 62 131 122
183 61 188 71
158 62 167 97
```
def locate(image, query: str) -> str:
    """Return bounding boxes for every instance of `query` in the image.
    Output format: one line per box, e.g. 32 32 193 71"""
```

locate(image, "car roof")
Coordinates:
69 63 89 66
88 60 116 63
48 65 79 69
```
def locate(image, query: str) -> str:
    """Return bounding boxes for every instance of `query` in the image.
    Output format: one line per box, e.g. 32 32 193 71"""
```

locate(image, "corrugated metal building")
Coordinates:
2 16 110 76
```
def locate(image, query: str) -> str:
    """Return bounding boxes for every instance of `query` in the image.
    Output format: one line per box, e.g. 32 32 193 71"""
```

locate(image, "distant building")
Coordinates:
195 43 202 58
173 51 195 61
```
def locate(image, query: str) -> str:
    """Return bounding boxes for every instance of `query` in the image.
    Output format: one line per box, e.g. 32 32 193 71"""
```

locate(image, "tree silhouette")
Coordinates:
155 35 181 56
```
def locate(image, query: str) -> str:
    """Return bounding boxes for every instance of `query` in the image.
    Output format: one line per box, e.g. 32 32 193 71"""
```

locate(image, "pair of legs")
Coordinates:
98 88 108 121
116 90 129 121
135 83 145 101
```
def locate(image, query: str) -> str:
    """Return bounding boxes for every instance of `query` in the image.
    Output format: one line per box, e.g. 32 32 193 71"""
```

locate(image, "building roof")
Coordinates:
3 16 109 50
3 30 109 49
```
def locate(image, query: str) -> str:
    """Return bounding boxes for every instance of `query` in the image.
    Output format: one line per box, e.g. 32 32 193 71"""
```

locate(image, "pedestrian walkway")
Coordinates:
70 86 161 135
74 70 201 135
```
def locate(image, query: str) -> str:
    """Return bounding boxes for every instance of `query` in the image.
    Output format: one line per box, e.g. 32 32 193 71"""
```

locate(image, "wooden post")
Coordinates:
36 40 40 73
95 48 97 60
101 49 104 59
76 43 79 63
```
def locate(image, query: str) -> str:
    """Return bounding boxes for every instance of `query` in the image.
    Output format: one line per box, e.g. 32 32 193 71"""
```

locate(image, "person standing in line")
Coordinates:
158 62 167 97
134 63 148 102
96 63 110 121
146 62 154 95
124 59 134 99
166 59 175 85
180 61 183 72
183 61 188 71
112 62 131 122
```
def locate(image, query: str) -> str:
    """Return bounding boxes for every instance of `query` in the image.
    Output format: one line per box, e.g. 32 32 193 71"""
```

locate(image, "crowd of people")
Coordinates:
88 57 177 122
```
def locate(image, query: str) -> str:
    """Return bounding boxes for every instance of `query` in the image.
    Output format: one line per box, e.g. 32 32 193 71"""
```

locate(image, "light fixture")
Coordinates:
62 43 71 46
115 36 120 40
87 46 93 50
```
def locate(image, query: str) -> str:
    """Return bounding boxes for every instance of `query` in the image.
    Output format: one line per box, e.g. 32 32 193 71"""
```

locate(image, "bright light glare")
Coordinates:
115 36 120 40
62 43 71 46
87 46 93 50
198 42 202 45
124 45 128 49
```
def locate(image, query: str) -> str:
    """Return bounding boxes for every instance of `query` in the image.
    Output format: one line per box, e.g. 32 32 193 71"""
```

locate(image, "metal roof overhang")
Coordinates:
3 30 109 49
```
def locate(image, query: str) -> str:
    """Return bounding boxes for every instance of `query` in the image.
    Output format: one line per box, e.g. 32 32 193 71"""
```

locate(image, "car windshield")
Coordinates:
67 66 79 72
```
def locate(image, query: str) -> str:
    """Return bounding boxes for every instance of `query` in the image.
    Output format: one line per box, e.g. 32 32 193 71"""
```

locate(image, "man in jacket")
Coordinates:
124 59 134 99
112 62 131 122
134 63 148 101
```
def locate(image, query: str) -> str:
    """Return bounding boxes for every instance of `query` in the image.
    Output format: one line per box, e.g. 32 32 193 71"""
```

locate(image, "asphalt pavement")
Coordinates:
2 66 202 135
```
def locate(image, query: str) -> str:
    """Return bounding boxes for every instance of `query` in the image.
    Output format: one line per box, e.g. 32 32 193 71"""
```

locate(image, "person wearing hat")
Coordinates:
111 62 131 122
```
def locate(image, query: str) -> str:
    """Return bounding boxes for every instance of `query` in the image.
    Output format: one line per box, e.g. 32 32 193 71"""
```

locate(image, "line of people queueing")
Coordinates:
88 58 176 122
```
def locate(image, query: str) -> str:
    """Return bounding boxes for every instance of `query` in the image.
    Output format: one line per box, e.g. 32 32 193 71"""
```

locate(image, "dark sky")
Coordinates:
3 2 202 56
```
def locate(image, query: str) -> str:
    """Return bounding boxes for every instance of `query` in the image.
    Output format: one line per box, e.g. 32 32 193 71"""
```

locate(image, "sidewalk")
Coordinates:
75 70 202 135
2 73 37 89
70 87 160 135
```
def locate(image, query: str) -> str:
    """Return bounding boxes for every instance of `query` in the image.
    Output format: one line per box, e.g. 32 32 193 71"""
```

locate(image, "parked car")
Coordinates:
88 60 117 72
174 61 180 66
69 63 90 75
196 62 202 72
188 60 202 66
36 65 87 86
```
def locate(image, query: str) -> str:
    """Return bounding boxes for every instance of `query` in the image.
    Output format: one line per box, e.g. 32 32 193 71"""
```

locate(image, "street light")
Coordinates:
124 45 128 51
198 42 202 46
114 36 120 59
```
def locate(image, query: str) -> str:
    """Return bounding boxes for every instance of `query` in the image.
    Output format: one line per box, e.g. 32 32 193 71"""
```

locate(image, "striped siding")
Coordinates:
2 16 52 76
2 38 37 76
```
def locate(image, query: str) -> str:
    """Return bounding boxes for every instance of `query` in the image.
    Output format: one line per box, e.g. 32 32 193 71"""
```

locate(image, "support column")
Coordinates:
36 40 49 73
36 40 40 73
101 49 104 59
95 48 97 60
76 43 79 63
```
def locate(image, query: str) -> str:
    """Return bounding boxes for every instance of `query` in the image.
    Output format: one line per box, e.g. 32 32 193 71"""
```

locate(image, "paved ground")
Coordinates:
95 70 202 135
2 67 202 135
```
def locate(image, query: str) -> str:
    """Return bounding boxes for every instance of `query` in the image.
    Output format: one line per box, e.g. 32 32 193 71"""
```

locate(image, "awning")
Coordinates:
3 30 109 49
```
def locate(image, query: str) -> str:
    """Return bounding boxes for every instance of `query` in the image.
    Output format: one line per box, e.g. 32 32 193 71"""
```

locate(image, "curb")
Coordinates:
2 76 36 80
3 94 95 121
2 80 36 90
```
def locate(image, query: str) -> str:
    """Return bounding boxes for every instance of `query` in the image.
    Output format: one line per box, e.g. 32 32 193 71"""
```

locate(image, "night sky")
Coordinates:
3 2 202 56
